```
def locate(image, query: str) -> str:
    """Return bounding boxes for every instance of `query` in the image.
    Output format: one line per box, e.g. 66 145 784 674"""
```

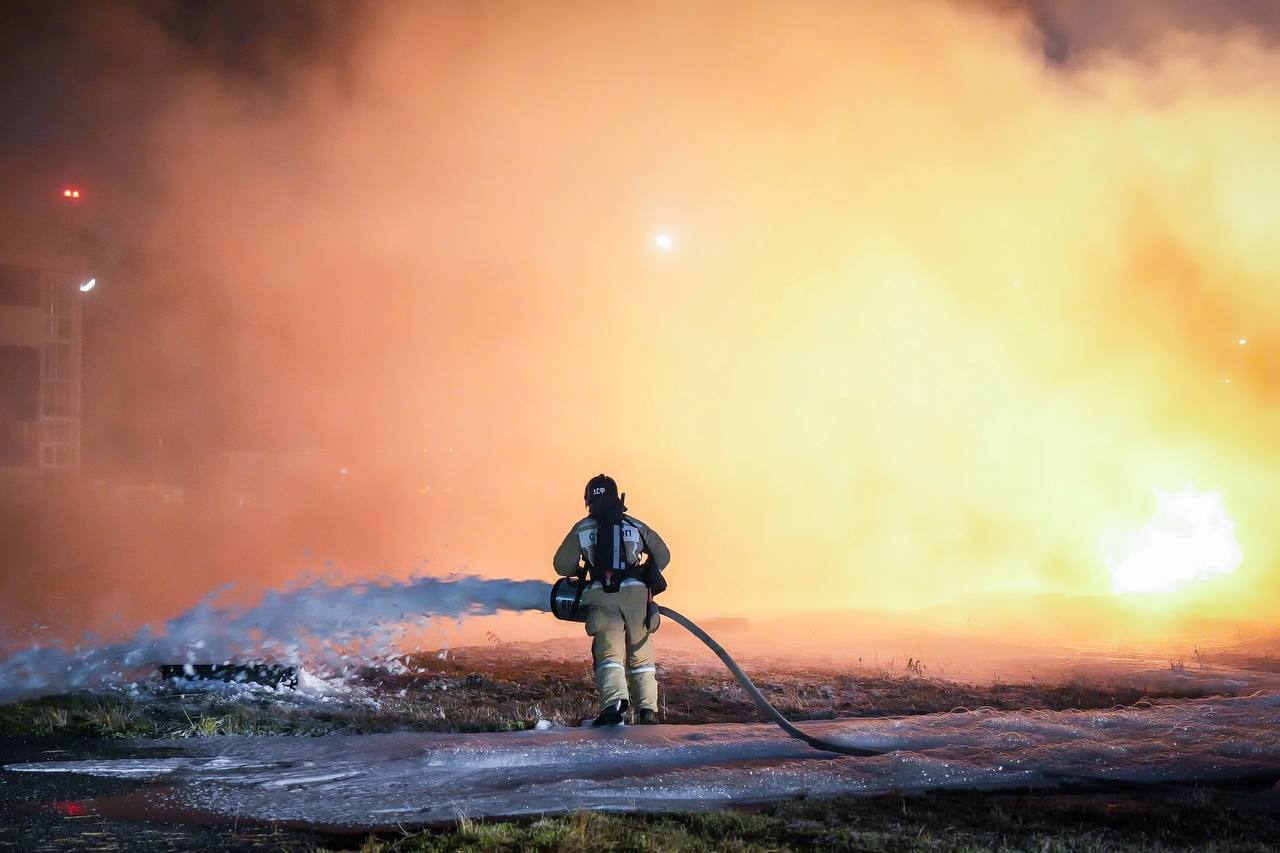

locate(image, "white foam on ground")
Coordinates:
8 692 1280 826
0 575 550 705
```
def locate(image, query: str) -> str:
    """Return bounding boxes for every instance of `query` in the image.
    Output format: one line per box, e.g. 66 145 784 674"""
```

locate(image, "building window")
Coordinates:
41 383 71 418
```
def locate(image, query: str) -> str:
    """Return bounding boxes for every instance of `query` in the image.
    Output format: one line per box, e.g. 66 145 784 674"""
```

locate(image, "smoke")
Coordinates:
0 574 548 704
1009 0 1280 61
2 0 1280 650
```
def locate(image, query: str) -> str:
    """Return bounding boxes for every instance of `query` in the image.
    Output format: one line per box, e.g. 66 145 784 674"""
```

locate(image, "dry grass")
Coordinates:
330 789 1280 852
0 643 1238 741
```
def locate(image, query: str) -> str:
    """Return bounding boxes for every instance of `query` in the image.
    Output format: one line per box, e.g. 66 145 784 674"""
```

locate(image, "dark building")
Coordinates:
0 216 86 502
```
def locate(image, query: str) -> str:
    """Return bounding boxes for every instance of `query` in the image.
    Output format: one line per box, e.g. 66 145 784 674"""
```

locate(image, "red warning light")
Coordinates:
54 800 89 816
62 187 81 200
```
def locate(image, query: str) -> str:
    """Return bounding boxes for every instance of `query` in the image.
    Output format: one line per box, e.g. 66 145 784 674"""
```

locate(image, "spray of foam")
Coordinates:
0 575 550 705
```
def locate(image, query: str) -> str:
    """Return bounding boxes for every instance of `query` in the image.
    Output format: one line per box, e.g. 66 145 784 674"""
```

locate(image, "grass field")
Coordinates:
2 642 1278 851
0 642 1242 741
333 789 1280 852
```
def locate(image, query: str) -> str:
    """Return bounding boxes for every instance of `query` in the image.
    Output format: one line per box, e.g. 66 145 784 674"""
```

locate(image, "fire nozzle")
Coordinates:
549 577 589 623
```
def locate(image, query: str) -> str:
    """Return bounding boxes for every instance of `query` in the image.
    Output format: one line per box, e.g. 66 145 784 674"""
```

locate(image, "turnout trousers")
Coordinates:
581 583 657 712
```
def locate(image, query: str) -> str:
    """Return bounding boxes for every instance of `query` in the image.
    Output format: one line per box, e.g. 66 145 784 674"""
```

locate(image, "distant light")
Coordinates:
1222 378 1231 384
62 187 81 200
79 278 96 293
1238 338 1248 346
654 233 675 252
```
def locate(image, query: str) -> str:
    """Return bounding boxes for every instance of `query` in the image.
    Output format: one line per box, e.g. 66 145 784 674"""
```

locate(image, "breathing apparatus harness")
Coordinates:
570 476 666 629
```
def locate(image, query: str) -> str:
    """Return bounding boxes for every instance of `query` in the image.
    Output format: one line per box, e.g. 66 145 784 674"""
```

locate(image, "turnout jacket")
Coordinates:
553 514 671 587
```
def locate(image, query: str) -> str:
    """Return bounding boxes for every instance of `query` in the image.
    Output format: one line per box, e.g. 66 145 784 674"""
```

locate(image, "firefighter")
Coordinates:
553 474 671 726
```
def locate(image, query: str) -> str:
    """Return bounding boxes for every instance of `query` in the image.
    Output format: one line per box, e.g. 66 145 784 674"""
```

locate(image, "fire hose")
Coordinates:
550 579 887 757
552 584 1176 785
656 605 1205 787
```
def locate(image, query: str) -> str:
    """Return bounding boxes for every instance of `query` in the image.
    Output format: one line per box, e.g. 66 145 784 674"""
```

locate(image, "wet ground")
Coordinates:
4 641 1280 849
8 691 1280 830
4 731 1280 852
0 737 352 850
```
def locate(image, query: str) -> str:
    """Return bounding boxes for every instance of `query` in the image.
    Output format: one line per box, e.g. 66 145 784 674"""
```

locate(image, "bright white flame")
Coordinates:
79 278 96 292
654 232 675 252
1107 488 1242 593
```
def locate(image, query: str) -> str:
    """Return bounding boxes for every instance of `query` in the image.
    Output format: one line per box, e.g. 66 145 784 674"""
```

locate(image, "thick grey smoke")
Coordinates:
974 0 1280 61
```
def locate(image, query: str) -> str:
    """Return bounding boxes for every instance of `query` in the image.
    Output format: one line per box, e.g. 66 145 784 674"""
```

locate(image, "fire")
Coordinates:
1107 489 1243 594
11 1 1280 646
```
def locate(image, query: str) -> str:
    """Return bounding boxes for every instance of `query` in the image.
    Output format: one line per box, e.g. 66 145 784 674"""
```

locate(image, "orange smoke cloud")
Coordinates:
6 0 1280 648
